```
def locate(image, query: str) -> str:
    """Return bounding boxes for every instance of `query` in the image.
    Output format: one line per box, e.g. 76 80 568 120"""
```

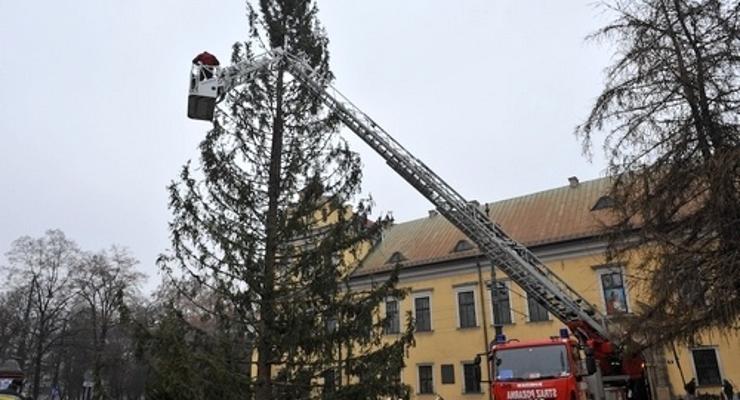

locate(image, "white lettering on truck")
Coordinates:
506 388 558 400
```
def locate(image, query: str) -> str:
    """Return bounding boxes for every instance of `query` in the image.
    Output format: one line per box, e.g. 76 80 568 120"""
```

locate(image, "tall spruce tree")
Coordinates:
161 1 414 399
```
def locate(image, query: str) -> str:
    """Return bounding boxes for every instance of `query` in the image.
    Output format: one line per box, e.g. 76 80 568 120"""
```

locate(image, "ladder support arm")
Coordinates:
213 50 614 345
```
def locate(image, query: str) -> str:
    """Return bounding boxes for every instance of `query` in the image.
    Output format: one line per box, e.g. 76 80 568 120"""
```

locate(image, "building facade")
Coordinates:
350 177 739 400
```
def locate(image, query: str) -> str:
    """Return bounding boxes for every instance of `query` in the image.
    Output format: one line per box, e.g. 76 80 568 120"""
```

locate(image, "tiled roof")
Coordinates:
353 177 613 277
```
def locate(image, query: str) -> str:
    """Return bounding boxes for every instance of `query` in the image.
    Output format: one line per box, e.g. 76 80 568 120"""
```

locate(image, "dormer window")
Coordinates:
452 240 474 253
387 251 406 264
591 195 615 211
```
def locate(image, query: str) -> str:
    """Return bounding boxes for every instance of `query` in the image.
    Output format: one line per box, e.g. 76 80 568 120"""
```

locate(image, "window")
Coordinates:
494 345 569 380
322 369 336 394
385 299 400 334
527 295 549 322
457 290 477 328
678 263 709 306
418 365 434 394
600 269 629 314
387 251 406 264
463 363 482 393
414 294 432 332
441 364 455 384
490 281 513 325
591 195 615 211
453 240 474 252
325 316 337 333
691 348 722 386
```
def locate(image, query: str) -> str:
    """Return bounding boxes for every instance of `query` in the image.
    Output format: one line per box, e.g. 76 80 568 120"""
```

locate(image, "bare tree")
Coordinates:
577 0 740 347
72 247 144 400
0 287 32 362
5 229 79 399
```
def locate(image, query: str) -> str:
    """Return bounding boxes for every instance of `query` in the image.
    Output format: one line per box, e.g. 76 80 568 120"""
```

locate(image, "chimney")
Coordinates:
428 209 438 218
568 176 580 188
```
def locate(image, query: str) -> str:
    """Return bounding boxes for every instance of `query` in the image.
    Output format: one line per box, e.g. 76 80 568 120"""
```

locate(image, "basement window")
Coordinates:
441 364 455 384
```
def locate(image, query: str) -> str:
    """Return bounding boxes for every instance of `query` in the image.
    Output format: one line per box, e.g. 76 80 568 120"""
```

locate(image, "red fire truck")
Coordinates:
480 328 646 400
477 329 649 400
489 334 587 400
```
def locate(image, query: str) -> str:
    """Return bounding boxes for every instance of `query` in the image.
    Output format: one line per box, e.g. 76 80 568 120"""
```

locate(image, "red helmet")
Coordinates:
192 51 220 66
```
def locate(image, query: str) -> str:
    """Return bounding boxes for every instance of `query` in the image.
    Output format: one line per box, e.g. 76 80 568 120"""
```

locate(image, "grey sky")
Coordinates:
1 1 613 291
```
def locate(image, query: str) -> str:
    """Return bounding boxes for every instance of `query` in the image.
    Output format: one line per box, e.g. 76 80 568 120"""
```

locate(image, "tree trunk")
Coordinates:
16 277 36 370
93 325 108 400
32 328 44 400
255 68 286 400
50 320 67 394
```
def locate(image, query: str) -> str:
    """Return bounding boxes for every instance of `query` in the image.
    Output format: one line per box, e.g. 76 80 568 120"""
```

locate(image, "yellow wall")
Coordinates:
662 331 740 398
378 250 740 400
384 268 493 399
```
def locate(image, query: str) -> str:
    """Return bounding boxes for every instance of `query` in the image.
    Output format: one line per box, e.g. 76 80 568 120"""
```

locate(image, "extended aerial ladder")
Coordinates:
188 49 644 385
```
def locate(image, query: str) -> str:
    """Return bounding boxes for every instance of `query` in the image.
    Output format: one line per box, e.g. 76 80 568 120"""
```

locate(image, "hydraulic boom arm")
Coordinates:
191 49 613 346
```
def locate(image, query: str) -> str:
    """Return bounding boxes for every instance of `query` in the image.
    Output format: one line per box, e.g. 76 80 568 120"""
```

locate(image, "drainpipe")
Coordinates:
477 259 495 400
477 260 490 353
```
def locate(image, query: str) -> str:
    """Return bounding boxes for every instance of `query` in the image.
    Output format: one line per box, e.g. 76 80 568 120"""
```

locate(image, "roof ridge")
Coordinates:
489 175 609 205
353 175 613 277
390 175 610 227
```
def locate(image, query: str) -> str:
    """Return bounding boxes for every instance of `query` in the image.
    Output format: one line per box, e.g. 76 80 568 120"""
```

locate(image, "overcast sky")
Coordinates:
0 1 615 292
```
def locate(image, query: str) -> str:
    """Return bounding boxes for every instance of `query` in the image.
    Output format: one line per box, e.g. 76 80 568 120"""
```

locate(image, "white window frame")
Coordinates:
412 290 434 332
486 280 515 325
689 346 725 387
383 297 400 335
454 285 479 329
460 360 482 394
596 265 631 315
524 292 551 323
416 363 435 395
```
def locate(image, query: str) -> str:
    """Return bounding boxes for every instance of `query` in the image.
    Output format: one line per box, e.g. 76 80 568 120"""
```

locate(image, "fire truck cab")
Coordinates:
489 335 592 400
478 330 634 400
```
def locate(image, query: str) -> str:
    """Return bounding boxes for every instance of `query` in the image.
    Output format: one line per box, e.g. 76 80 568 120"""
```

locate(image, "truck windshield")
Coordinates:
494 345 569 381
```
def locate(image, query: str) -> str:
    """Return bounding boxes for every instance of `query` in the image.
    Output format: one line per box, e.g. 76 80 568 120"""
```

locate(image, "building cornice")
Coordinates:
349 236 609 290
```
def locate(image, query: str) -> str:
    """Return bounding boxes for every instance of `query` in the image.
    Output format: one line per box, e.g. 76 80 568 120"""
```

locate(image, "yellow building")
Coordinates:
350 177 739 400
